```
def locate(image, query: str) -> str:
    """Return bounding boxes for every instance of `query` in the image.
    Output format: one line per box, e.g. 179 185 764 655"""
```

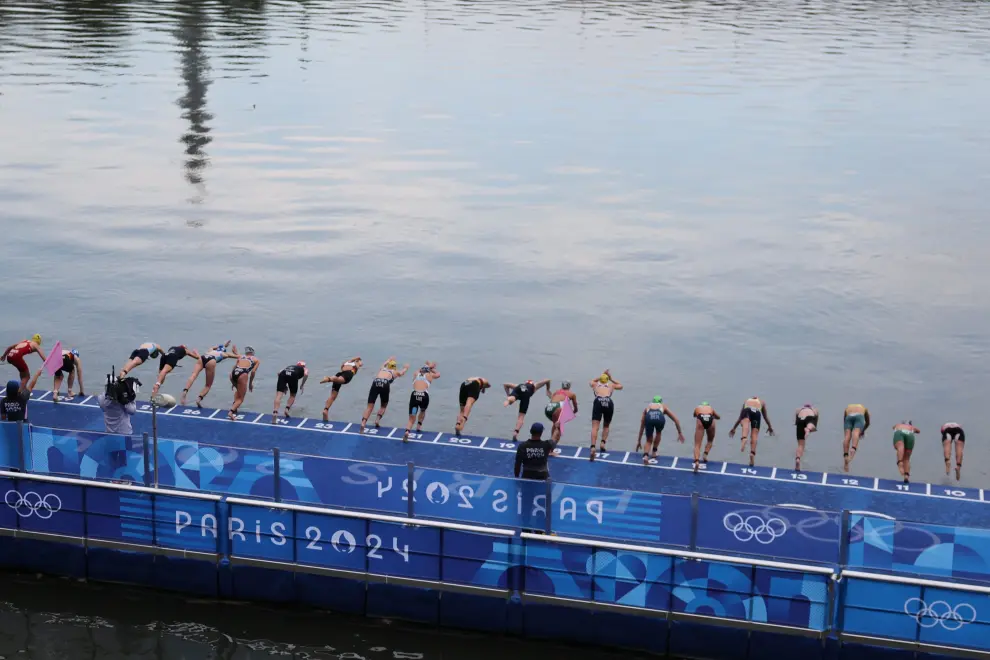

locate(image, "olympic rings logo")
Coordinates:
723 512 787 544
4 490 62 519
904 598 977 631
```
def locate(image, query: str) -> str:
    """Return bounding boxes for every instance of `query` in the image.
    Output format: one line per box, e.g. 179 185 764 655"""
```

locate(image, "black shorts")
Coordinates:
409 390 430 415
697 414 714 430
459 380 481 406
742 408 761 430
129 348 150 363
55 354 75 377
276 370 300 396
231 367 250 387
332 370 354 393
797 415 818 441
645 416 665 440
512 386 534 414
592 396 614 426
159 346 186 371
943 428 965 443
368 378 392 406
201 355 216 368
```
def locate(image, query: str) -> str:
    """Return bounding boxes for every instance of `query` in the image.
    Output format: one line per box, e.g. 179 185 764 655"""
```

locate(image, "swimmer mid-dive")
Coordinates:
228 346 260 420
842 403 870 472
404 362 440 441
545 381 579 447
589 370 623 461
273 361 308 420
892 420 921 483
361 358 408 432
119 343 163 379
503 378 552 440
635 396 684 466
180 341 238 407
941 422 965 481
455 376 491 436
692 401 721 469
794 403 819 472
2 334 46 389
52 348 84 402
153 345 201 395
729 396 774 467
320 357 362 421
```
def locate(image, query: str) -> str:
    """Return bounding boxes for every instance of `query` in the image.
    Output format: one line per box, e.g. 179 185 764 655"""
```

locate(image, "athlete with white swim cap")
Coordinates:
273 361 309 420
941 422 966 481
729 396 775 467
320 356 363 421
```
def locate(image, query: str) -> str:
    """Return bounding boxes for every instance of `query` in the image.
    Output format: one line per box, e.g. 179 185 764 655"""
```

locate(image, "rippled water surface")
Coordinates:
2 0 989 486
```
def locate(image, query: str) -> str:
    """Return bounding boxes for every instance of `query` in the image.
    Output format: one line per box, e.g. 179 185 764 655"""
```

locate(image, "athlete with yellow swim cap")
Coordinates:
589 370 623 461
360 357 408 432
1 334 47 389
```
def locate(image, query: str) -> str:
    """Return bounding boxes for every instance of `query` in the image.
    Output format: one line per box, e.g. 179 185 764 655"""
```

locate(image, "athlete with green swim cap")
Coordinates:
692 401 721 471
636 395 684 465
892 420 921 483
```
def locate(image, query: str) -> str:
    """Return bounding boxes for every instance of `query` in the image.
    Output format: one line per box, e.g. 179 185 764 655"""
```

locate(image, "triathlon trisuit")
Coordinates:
230 358 257 386
696 409 715 429
129 343 160 363
644 405 666 439
511 382 536 414
592 387 615 427
276 364 306 395
368 370 396 406
56 351 75 376
459 380 483 406
160 345 187 371
741 398 762 430
5 342 34 374
332 362 358 392
201 349 227 368
545 390 569 421
941 423 965 443
893 426 917 451
796 408 818 440
409 372 431 415
844 405 867 431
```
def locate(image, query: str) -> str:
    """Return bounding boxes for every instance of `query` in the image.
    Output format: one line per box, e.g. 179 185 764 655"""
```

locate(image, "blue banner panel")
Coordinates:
229 504 294 563
0 422 21 470
367 521 440 580
156 439 275 499
671 558 754 622
155 494 219 553
441 530 516 589
294 512 368 572
279 454 409 516
841 576 921 641
409 468 546 530
914 587 990 652
7 479 84 537
847 514 990 582
552 484 689 545
28 426 146 483
752 567 828 630
0 476 18 530
695 499 840 564
523 538 593 600
85 487 155 545
589 548 673 611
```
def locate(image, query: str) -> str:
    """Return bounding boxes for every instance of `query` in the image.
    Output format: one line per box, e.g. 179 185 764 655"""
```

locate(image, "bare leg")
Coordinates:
181 362 204 405
651 429 663 458
902 449 912 483
53 373 64 402
846 428 862 472
704 423 716 461
749 429 760 466
119 358 143 379
323 388 341 421
942 439 951 475
273 391 284 419
360 401 375 432
590 419 601 452
693 421 704 464
417 410 427 429
601 422 611 450
375 403 389 427
285 393 296 417
551 408 563 445
196 362 217 407
229 377 248 420
18 370 29 390
895 442 905 477
67 371 76 396
842 428 852 471
404 412 416 434
739 419 751 453
456 399 477 434
513 412 525 440
955 440 964 481
795 438 805 471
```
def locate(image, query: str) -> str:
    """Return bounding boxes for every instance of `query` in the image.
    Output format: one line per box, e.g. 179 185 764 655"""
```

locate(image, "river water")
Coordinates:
2 1 989 482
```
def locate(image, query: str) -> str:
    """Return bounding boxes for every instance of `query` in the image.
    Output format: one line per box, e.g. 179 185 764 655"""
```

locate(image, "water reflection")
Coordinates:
175 0 212 196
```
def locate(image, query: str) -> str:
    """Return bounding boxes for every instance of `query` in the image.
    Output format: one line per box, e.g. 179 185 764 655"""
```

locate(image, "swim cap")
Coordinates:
419 365 431 374
386 360 397 369
296 361 306 367
526 380 534 385
803 403 813 409
31 334 42 345
6 380 19 397
599 374 609 383
561 381 571 390
214 344 225 352
653 396 663 403
244 346 256 355
530 422 544 435
71 349 80 357
701 401 709 406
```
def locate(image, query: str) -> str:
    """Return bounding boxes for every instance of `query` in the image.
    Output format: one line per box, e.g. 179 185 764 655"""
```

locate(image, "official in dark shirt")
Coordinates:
1 369 43 423
514 422 555 480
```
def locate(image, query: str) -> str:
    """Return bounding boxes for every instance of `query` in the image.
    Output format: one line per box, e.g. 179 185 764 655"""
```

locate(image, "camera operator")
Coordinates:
98 374 140 435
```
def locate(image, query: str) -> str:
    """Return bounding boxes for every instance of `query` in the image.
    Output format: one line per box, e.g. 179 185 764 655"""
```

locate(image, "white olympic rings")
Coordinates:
4 490 62 519
904 598 977 631
723 512 787 544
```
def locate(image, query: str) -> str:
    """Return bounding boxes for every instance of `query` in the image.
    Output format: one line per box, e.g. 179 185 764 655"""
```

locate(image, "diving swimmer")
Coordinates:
729 396 775 467
503 378 552 440
842 403 870 472
635 396 684 466
692 402 721 469
2 335 46 389
52 348 84 402
119 343 163 379
455 376 491 436
404 362 440 441
941 422 965 481
892 420 921 483
361 357 408 432
273 361 308 420
794 403 819 472
180 341 239 407
320 357 363 421
589 370 623 461
545 381 579 447
153 345 201 394
228 347 260 420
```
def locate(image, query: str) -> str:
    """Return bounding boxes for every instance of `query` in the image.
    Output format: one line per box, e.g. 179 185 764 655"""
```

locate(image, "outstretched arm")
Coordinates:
713 409 721 420
33 342 47 363
300 371 309 392
397 364 409 377
186 348 202 360
75 357 85 395
503 383 516 396
864 410 871 431
762 404 774 434
636 409 646 447
665 407 684 438
0 344 15 361
534 379 552 391
729 407 744 433
27 368 44 391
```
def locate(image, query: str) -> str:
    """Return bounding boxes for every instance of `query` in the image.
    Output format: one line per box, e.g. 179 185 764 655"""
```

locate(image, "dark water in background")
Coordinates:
2 0 990 483
0 571 651 659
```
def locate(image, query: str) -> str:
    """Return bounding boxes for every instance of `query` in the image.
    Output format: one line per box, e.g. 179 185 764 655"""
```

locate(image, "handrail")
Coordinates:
842 569 990 594
226 496 516 536
519 532 836 575
0 469 223 501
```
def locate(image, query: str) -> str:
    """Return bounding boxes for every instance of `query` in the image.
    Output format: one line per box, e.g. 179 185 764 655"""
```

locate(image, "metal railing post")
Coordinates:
142 432 150 486
406 462 415 518
272 448 281 503
153 430 159 487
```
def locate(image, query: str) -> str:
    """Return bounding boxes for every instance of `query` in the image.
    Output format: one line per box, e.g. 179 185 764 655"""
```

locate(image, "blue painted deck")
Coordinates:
26 390 989 527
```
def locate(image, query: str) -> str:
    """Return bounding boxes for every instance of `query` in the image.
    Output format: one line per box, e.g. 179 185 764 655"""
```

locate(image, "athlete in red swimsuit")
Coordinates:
1 334 47 388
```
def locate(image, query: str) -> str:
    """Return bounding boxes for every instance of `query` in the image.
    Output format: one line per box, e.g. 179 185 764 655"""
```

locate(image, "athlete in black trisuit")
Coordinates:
52 348 84 402
404 362 440 441
273 361 309 420
589 370 623 461
455 376 491 436
360 357 408 432
692 402 721 469
941 422 966 481
503 378 552 440
320 356 362 421
153 345 202 395
228 347 261 420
